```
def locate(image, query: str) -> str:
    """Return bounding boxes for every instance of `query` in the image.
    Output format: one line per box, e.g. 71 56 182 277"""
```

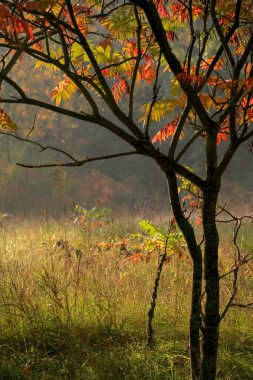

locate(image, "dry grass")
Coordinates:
0 216 252 379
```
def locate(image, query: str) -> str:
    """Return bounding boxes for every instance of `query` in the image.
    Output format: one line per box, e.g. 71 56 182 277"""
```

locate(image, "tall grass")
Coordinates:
0 216 252 379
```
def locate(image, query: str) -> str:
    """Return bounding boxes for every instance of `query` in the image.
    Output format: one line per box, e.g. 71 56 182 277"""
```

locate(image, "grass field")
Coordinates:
0 214 252 379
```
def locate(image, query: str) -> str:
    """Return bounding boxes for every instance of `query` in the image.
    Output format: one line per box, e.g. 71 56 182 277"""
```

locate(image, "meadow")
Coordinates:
0 210 252 379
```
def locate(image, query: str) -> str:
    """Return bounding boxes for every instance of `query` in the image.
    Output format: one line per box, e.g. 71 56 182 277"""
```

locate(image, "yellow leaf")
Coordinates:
0 109 18 132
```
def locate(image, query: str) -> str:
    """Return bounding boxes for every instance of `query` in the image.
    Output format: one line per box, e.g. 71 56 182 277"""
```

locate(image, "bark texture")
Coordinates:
200 183 220 380
164 162 221 380
165 170 202 379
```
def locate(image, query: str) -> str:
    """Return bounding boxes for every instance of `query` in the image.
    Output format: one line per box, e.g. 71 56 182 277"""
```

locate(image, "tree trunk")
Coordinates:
165 170 202 379
191 257 203 379
199 182 220 380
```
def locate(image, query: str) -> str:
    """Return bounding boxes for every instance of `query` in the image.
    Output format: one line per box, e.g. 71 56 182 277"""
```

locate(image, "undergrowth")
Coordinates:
0 214 252 379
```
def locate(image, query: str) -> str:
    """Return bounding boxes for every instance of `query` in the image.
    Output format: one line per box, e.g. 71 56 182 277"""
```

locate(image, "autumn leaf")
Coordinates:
24 0 55 11
51 76 77 105
155 0 170 19
0 109 18 132
112 77 130 104
196 215 202 226
152 117 180 144
140 99 178 124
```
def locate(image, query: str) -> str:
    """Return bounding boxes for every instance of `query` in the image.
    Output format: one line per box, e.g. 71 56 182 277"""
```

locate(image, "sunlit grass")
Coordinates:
0 216 252 379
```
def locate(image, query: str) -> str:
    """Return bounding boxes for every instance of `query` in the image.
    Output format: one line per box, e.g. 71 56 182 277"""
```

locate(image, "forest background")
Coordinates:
0 59 252 216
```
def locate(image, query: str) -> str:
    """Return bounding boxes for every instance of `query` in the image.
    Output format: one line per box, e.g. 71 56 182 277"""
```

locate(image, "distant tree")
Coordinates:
0 1 252 379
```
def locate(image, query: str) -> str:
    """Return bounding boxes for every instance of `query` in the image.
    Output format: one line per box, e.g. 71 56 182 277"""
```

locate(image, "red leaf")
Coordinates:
112 76 130 103
152 117 179 144
172 2 201 22
155 0 170 19
201 57 223 71
20 19 34 39
140 59 156 83
217 118 229 145
217 132 228 145
176 72 205 86
196 216 202 226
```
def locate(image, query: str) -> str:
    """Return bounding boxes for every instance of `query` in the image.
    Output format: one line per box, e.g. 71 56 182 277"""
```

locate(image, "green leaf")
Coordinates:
34 48 64 70
71 41 96 64
140 99 178 123
102 5 138 41
139 219 164 239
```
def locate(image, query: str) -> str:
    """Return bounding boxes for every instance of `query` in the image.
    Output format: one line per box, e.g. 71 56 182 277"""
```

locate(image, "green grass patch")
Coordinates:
0 216 252 379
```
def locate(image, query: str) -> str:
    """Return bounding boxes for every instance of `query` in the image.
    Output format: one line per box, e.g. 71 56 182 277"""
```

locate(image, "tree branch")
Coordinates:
131 0 216 131
65 0 145 140
211 0 235 68
129 5 142 120
169 103 191 159
16 151 139 168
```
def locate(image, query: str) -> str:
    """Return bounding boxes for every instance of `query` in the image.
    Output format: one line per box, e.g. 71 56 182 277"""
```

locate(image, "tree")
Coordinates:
0 1 252 379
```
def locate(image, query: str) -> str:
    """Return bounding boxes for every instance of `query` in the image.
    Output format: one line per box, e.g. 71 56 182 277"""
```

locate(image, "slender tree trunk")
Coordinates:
191 257 203 379
165 170 202 379
200 182 220 380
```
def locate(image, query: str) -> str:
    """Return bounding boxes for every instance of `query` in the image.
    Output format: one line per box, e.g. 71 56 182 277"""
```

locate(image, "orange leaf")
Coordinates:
152 117 180 144
196 216 202 226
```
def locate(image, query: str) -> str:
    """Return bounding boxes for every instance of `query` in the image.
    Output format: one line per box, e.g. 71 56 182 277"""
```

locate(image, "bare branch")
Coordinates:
230 302 253 309
0 75 141 149
210 0 235 68
144 51 162 138
26 110 37 140
129 5 142 120
0 130 79 162
218 208 253 321
169 103 191 159
0 129 139 168
16 151 139 169
147 220 173 346
176 131 203 162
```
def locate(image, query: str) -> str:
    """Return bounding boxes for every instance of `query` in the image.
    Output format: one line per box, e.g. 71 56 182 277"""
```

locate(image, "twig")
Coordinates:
16 151 138 168
218 207 253 321
147 221 173 346
26 110 37 140
0 130 138 168
230 302 253 309
144 50 162 138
